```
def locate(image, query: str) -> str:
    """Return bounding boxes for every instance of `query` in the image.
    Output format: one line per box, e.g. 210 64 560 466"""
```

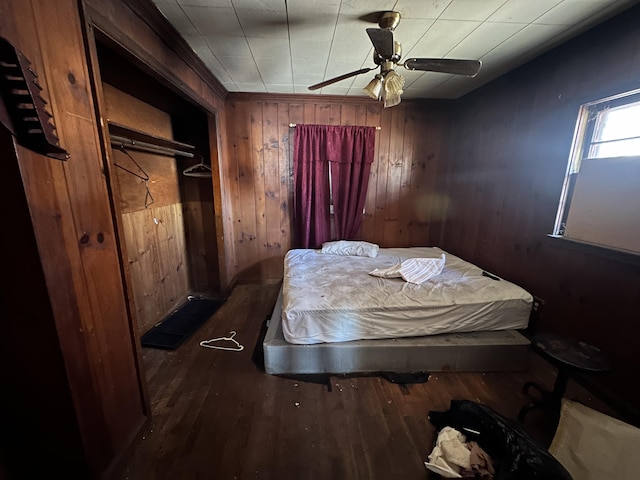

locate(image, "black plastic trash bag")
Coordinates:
428 400 572 480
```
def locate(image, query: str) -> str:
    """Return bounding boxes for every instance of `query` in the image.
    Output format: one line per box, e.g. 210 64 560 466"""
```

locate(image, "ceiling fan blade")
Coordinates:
366 28 394 59
308 67 375 91
403 58 482 77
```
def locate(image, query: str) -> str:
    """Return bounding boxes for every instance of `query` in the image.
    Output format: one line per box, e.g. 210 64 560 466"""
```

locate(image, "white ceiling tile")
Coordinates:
182 34 234 82
223 83 239 91
218 56 262 83
406 20 481 58
154 2 198 35
265 84 294 93
182 6 243 36
255 58 293 83
177 0 231 6
235 82 267 92
478 23 567 74
447 22 525 59
288 0 341 15
488 0 563 23
392 18 436 55
155 0 640 99
235 7 289 38
404 71 452 93
534 0 619 26
231 0 286 12
338 0 398 16
203 34 252 57
394 0 454 19
427 74 480 98
246 37 290 58
440 0 509 21
290 39 333 61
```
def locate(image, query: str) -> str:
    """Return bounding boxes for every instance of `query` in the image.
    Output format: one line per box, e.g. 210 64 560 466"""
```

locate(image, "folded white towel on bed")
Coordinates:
368 254 446 284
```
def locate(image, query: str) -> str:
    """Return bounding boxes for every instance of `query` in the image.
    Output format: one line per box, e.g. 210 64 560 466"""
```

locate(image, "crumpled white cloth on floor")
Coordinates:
424 426 471 478
368 254 446 284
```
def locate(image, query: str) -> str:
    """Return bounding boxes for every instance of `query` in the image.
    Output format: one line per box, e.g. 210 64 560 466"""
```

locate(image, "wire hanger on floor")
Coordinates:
199 330 244 352
183 155 212 178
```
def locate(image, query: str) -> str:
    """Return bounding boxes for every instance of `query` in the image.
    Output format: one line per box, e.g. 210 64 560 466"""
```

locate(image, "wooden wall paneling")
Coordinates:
32 0 146 460
361 105 382 240
223 104 242 284
441 7 640 416
383 105 407 245
372 109 393 246
276 102 292 259
207 113 226 293
121 208 161 333
330 103 342 124
104 83 190 330
287 104 304 248
1 119 94 477
406 108 432 247
235 101 260 281
397 106 416 247
0 0 147 475
315 103 333 125
262 102 284 281
81 10 153 446
84 0 231 293
224 95 449 282
340 104 357 125
251 101 268 282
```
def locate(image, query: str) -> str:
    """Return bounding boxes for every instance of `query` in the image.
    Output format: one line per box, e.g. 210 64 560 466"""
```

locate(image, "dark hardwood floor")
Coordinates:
107 283 612 480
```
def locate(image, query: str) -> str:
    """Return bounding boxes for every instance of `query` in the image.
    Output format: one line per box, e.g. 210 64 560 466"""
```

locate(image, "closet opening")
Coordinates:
94 39 223 339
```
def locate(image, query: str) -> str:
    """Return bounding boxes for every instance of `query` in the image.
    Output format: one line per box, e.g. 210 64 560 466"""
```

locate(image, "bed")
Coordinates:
263 246 533 375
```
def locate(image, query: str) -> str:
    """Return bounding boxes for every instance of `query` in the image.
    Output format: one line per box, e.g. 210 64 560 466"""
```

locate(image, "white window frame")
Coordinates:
553 88 640 254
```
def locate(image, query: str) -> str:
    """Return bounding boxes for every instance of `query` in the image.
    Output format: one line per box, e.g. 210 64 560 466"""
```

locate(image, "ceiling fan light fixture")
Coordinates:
384 70 405 96
363 74 383 100
383 92 402 108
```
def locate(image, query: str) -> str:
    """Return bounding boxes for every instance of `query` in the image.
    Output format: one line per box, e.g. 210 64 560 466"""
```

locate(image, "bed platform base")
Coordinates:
263 287 531 375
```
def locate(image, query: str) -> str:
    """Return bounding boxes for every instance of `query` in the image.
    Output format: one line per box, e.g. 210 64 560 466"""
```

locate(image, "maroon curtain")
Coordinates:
293 124 375 248
293 125 331 248
327 126 376 240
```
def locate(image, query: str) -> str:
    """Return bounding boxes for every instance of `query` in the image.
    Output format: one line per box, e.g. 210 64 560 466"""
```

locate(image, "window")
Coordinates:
553 89 640 254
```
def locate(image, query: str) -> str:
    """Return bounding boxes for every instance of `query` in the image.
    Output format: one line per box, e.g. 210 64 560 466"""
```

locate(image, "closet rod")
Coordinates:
288 123 381 130
110 135 195 158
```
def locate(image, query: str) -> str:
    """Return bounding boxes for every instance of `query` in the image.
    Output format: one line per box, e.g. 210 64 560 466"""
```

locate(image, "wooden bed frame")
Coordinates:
263 286 531 375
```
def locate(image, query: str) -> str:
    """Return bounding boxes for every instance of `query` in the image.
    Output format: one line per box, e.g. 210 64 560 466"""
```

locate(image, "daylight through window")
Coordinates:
553 89 640 254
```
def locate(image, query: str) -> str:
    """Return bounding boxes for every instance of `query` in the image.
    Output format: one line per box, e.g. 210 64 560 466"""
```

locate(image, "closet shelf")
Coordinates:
108 121 195 157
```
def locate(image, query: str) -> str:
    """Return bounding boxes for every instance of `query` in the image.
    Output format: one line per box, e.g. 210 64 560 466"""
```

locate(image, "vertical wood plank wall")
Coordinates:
104 83 190 333
225 95 450 284
441 9 640 414
0 0 147 476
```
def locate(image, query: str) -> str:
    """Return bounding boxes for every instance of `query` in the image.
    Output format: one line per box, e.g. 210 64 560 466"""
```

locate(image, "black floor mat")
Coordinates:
140 297 224 350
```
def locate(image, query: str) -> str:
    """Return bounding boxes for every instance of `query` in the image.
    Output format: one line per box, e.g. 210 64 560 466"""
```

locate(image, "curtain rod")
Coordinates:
288 123 381 130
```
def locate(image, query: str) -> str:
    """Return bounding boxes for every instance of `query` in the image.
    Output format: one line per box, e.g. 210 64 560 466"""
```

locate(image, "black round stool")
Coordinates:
518 332 611 423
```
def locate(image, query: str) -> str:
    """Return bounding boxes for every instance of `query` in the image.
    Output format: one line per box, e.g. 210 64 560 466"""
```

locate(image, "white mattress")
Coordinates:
282 247 533 344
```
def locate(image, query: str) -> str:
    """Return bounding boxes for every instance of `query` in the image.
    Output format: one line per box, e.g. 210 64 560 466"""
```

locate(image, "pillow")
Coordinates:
321 240 379 257
369 254 446 284
549 399 640 480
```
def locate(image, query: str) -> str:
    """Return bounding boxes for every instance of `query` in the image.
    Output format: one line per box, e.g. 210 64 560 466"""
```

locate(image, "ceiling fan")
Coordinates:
308 11 482 107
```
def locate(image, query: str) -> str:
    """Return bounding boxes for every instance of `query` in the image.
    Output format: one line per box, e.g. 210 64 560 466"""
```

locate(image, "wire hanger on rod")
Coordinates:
182 155 213 178
114 145 154 208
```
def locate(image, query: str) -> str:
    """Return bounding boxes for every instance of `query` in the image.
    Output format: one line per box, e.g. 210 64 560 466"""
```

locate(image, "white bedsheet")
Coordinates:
281 247 533 344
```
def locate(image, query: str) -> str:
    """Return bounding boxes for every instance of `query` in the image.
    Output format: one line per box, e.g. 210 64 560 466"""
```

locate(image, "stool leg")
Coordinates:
550 368 569 410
